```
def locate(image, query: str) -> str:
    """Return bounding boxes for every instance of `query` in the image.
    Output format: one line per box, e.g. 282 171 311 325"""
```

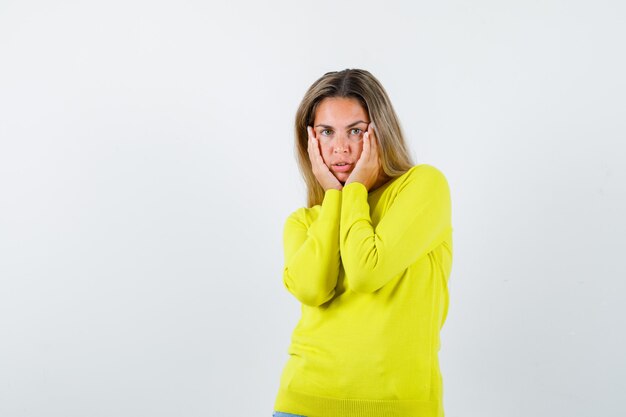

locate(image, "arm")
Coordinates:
339 165 452 293
282 188 342 306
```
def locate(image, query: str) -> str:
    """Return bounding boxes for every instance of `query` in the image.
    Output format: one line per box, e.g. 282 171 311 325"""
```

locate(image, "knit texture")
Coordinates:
274 164 453 417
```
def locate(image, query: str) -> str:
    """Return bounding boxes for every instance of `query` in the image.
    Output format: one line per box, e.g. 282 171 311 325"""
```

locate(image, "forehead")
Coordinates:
314 97 369 125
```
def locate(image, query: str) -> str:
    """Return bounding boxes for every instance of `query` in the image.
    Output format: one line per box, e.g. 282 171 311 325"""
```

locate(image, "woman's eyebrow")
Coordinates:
314 120 368 129
346 120 368 128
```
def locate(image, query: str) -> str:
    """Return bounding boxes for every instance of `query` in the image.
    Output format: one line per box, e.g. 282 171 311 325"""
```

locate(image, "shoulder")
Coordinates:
407 163 447 178
402 164 449 188
389 164 451 206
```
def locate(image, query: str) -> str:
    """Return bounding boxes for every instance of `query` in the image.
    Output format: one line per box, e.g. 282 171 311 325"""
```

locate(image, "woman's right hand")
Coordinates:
307 126 343 191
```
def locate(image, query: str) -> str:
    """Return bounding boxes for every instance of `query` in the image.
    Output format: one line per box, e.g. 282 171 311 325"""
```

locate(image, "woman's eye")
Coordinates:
350 128 362 135
321 129 332 136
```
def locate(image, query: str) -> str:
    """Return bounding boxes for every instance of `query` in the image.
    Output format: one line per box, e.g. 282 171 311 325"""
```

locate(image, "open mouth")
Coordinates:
333 163 352 172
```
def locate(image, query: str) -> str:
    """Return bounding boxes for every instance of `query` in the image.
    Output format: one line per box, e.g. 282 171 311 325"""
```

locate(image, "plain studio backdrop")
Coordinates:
1 1 624 416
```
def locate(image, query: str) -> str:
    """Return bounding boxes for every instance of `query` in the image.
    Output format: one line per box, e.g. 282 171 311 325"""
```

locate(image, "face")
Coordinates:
312 97 370 184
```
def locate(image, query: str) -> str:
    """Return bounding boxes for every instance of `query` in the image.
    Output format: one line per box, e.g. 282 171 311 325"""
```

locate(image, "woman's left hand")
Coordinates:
345 123 382 191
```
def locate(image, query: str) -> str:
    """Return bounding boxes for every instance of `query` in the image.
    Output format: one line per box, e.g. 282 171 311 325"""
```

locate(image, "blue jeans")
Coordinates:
272 412 307 417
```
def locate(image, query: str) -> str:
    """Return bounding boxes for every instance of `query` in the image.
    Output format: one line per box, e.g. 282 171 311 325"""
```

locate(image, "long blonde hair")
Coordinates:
294 69 415 207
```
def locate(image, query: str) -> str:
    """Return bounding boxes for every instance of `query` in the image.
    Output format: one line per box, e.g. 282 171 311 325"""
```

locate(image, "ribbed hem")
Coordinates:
274 387 441 417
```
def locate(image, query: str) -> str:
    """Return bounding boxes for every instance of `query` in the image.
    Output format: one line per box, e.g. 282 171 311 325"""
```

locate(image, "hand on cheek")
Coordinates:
345 123 381 191
307 126 343 191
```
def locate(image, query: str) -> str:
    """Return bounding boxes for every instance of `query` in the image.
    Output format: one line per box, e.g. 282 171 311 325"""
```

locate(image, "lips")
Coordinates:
332 163 352 173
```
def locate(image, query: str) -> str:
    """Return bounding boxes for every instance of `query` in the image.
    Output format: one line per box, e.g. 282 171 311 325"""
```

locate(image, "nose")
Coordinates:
333 133 349 153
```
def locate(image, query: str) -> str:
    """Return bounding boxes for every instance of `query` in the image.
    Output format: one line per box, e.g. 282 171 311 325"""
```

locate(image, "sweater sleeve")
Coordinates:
339 165 452 293
282 189 342 307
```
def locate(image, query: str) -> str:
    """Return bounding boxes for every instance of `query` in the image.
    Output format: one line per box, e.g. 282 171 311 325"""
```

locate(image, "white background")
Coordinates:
1 1 624 416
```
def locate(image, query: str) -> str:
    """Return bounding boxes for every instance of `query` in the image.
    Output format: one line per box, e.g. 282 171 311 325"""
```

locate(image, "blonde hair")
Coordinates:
294 69 416 207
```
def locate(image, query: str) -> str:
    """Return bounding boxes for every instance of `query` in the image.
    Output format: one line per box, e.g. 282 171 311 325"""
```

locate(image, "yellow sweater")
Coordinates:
274 164 454 417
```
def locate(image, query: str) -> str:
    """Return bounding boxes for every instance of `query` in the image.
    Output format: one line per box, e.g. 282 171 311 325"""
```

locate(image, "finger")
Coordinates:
307 127 324 165
310 131 320 156
368 124 379 154
307 127 314 151
308 127 319 153
370 129 378 152
367 131 379 164
369 122 378 138
307 127 317 163
363 131 371 158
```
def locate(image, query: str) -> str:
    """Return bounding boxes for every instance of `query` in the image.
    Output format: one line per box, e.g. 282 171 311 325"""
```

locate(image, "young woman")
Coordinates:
272 69 454 417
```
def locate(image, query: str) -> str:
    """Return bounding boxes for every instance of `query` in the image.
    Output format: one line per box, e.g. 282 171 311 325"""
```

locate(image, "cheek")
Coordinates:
319 144 333 165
